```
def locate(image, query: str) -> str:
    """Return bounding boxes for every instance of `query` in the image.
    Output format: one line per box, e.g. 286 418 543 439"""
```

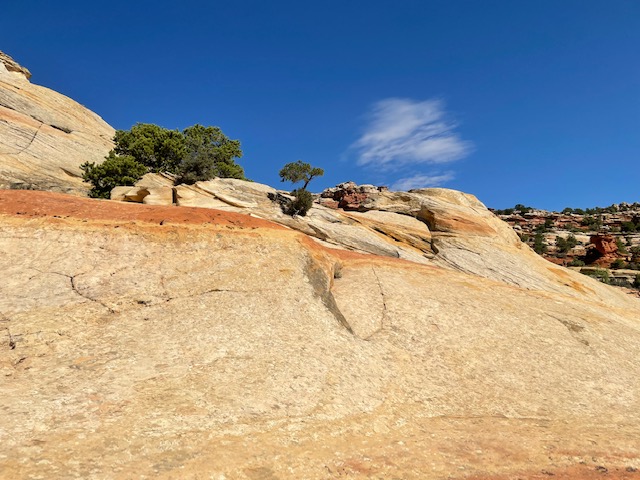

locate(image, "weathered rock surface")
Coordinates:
0 52 32 80
1 190 640 479
0 51 114 194
591 234 619 256
116 176 621 301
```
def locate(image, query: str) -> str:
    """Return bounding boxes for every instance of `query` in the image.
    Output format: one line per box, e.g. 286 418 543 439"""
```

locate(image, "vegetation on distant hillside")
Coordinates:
493 204 533 215
494 200 640 290
278 160 324 216
82 123 245 196
556 233 577 253
581 268 611 285
533 232 547 254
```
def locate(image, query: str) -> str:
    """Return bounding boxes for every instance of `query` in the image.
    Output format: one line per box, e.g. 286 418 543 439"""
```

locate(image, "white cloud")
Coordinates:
391 172 455 191
352 98 472 169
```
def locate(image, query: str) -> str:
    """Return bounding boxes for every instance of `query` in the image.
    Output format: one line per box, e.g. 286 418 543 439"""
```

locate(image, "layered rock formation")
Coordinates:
114 176 627 300
495 205 640 289
1 189 640 479
0 51 114 194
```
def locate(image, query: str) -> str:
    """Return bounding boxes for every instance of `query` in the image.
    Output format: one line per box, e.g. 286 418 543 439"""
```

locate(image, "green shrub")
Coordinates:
176 124 245 183
287 189 314 216
533 233 548 254
568 259 585 267
81 153 147 198
621 222 637 233
581 268 611 284
556 235 577 253
611 259 626 269
113 123 186 172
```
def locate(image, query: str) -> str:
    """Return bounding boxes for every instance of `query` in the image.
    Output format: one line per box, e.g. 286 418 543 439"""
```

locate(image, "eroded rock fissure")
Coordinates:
29 267 115 313
0 122 43 156
163 287 279 304
364 266 387 340
304 258 354 335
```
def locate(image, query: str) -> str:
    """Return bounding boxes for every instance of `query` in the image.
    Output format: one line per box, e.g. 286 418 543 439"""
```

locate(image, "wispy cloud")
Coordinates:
391 172 455 191
351 98 472 169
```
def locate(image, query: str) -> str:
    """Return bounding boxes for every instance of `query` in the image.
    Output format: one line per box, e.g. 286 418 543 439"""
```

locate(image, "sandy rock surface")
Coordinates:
1 190 639 479
0 51 114 194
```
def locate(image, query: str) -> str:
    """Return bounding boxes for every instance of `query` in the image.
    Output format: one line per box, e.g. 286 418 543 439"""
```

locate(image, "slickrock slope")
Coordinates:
1 190 640 479
121 176 631 303
0 51 114 194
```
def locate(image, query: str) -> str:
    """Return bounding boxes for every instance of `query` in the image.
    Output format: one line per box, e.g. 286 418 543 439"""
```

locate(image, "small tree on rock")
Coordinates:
279 160 324 190
278 160 324 217
287 188 314 216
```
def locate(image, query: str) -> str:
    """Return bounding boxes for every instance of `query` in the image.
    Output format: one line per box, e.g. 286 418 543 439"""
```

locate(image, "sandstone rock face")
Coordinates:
591 234 618 256
0 52 32 80
0 50 114 194
1 190 640 479
114 177 632 302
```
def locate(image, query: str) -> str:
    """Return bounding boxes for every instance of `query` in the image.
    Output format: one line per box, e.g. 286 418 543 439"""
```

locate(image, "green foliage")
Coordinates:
175 124 245 184
611 258 626 269
621 221 637 233
616 237 627 254
279 160 324 190
112 123 244 184
568 259 585 267
581 215 602 230
533 232 548 254
81 152 147 198
634 274 640 289
535 218 554 233
555 234 577 253
495 208 514 215
114 123 186 172
514 204 533 214
581 268 611 284
287 188 314 216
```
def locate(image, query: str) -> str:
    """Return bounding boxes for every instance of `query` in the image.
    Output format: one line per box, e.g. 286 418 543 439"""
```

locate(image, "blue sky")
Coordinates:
2 0 639 209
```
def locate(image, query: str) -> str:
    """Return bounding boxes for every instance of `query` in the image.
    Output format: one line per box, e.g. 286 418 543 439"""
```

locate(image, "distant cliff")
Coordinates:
494 204 640 289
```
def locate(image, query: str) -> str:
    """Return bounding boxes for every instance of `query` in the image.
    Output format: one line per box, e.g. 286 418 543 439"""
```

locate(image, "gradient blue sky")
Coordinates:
3 0 639 209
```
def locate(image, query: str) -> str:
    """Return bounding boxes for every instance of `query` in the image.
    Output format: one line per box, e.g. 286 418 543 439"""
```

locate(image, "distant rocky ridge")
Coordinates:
0 50 114 194
493 204 640 289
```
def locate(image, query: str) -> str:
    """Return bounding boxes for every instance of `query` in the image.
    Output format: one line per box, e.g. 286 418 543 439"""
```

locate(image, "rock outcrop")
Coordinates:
2 190 639 479
591 234 618 256
113 176 619 300
0 51 114 194
495 205 640 273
